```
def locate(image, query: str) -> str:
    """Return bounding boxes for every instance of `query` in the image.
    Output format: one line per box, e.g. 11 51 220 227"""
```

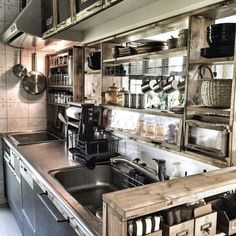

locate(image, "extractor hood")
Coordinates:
2 0 59 49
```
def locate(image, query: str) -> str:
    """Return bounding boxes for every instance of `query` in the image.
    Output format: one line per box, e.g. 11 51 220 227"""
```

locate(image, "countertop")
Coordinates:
3 136 103 236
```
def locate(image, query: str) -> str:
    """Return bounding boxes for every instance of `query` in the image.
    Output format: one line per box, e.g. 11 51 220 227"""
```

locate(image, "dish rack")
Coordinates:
70 132 120 165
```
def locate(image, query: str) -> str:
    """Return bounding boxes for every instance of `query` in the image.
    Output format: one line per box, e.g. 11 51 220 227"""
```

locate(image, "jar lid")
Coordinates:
108 83 119 91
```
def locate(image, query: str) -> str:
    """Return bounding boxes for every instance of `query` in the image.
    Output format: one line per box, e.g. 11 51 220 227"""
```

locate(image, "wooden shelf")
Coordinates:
49 64 68 69
187 106 230 116
47 102 69 107
109 128 181 152
85 70 101 74
103 47 187 64
48 85 73 89
189 57 234 65
101 105 183 119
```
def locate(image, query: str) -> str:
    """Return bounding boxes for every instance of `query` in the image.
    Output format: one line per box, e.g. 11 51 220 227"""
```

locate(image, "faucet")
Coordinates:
111 156 160 182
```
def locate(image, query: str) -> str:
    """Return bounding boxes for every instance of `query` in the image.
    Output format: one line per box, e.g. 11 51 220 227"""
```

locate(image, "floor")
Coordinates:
0 204 22 236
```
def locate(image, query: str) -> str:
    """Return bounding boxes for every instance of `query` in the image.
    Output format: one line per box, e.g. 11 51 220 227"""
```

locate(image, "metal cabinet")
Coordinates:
4 157 22 232
20 161 36 236
34 181 78 236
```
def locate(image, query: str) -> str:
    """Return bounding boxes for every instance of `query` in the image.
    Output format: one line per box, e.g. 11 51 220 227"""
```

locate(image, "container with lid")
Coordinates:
105 83 120 105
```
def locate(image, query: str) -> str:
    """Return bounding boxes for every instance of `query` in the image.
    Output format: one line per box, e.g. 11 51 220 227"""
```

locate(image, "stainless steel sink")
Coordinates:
51 165 125 220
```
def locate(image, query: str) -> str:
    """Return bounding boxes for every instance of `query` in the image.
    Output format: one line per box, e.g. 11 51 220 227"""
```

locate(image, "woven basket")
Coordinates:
201 79 232 108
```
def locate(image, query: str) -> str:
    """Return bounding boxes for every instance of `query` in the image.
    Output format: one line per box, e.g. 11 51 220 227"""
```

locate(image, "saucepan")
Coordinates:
13 50 27 78
22 53 47 95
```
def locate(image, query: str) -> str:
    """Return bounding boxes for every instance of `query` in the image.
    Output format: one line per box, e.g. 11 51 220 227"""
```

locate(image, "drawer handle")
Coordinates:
201 222 212 233
176 230 188 236
38 194 69 223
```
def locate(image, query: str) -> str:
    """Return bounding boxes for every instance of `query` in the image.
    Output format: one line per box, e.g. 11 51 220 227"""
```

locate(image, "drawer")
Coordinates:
194 212 217 236
162 219 194 236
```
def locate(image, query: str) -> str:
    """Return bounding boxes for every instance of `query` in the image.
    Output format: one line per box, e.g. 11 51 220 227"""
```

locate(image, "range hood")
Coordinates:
2 0 58 49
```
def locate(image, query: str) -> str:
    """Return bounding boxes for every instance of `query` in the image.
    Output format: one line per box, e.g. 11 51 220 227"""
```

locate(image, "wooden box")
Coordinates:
210 198 236 235
194 212 217 236
148 230 162 236
162 219 194 236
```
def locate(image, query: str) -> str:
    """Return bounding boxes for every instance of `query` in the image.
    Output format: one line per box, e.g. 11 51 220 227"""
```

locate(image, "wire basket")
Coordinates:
201 79 232 108
70 132 120 165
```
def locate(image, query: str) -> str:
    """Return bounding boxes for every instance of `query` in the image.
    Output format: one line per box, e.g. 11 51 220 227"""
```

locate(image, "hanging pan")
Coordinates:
22 52 47 95
13 50 28 78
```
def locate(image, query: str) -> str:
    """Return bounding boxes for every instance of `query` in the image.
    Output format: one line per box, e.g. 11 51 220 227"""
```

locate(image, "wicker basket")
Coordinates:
201 79 232 108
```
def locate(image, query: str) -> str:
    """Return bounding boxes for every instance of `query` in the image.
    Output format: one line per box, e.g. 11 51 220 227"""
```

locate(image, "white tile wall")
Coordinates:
0 0 48 204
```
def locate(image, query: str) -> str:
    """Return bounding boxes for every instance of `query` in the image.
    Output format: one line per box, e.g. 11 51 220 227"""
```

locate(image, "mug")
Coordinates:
162 75 178 94
141 77 155 93
153 75 165 93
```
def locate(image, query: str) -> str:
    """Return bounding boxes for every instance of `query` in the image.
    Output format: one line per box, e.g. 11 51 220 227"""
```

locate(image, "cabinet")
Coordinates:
42 0 122 39
20 161 35 236
185 0 236 166
46 46 84 138
4 157 22 232
34 181 78 236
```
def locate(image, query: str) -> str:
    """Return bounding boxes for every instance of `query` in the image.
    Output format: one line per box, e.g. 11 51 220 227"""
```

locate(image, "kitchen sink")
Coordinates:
50 165 126 220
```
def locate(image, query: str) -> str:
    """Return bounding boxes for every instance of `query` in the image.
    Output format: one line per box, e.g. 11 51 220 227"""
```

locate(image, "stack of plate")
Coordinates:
136 41 167 53
112 46 137 58
201 23 235 58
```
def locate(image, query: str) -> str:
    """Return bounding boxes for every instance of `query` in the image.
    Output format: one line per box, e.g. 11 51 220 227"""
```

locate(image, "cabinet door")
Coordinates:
21 164 35 236
4 159 22 231
34 182 78 236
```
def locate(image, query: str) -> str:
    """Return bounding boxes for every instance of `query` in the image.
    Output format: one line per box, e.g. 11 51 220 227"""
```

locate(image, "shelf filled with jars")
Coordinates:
46 46 84 137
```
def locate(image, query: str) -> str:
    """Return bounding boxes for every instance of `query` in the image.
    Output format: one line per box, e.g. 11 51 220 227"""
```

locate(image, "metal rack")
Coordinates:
70 132 120 164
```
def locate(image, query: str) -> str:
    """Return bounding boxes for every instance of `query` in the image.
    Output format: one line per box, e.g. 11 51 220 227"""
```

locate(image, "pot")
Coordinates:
153 76 165 93
13 50 27 78
22 53 47 95
162 75 178 94
141 77 155 93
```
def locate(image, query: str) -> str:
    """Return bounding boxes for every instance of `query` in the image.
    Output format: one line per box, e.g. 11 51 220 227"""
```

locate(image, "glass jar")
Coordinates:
105 83 120 105
145 118 155 137
136 120 146 134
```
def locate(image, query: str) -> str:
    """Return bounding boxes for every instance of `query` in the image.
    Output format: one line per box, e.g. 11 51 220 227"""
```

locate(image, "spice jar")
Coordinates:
105 83 120 105
118 87 128 106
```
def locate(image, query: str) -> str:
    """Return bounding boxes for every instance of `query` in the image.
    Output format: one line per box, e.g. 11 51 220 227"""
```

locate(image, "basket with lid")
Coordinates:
199 65 232 108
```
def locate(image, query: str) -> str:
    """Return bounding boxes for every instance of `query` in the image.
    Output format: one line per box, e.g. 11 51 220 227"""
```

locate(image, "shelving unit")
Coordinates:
46 46 84 137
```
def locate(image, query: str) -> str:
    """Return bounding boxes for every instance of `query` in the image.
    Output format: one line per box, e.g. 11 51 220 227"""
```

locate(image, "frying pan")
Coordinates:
13 50 28 78
22 52 47 95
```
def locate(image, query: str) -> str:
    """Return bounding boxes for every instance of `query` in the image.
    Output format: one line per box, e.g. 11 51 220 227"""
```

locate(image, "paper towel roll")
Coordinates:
66 106 82 120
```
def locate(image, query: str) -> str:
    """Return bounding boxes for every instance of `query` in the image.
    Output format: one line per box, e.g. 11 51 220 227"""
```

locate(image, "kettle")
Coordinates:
105 83 120 105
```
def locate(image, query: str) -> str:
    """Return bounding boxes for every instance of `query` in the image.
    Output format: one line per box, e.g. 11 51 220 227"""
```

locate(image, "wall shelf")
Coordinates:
103 47 187 64
49 64 68 69
189 57 234 65
47 102 69 107
101 105 183 119
48 85 73 89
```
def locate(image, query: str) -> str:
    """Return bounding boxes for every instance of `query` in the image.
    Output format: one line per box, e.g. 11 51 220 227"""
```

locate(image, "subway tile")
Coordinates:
6 53 19 70
29 118 47 131
0 119 7 132
0 87 6 102
7 118 28 132
5 0 19 6
0 103 7 118
29 103 46 118
0 56 6 71
5 5 19 22
7 86 29 102
0 41 5 54
7 102 28 118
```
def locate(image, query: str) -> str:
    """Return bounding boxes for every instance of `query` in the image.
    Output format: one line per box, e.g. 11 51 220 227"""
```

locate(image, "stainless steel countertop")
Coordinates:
3 136 103 236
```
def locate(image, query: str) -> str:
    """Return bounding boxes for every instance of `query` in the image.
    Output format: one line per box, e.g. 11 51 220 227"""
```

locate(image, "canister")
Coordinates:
129 93 137 108
136 94 146 109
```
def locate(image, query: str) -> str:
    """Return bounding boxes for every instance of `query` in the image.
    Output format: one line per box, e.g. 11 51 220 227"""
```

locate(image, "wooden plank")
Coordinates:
104 167 236 220
106 206 127 236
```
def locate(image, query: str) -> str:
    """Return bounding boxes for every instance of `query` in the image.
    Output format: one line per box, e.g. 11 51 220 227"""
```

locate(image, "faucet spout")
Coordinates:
111 156 160 182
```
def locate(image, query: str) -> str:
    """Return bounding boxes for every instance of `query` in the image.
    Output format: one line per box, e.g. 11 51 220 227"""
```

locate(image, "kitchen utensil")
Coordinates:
167 36 178 49
13 50 27 78
153 76 165 93
162 75 178 94
177 76 186 94
141 77 155 93
22 52 47 95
